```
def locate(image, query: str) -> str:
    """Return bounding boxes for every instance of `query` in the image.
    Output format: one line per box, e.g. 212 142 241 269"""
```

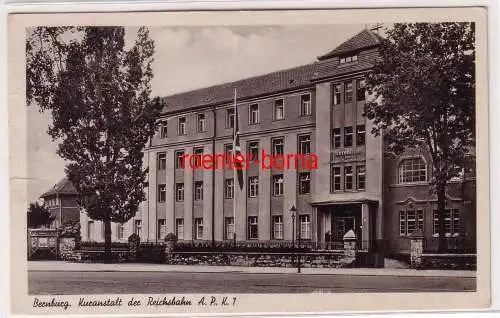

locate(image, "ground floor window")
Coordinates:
299 215 311 239
176 218 184 239
195 218 204 240
134 220 142 237
248 216 258 239
224 217 235 240
399 210 424 236
433 209 460 237
116 223 124 240
87 220 94 241
272 215 283 240
157 219 166 240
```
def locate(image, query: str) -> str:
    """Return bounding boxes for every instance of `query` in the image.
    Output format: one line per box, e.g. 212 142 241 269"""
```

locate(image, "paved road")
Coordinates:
28 271 476 294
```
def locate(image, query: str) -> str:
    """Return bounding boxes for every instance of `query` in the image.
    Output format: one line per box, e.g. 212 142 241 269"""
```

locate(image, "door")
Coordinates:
332 216 355 241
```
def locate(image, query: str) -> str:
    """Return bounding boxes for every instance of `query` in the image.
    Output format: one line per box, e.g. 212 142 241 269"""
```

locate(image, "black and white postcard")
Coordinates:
8 8 490 315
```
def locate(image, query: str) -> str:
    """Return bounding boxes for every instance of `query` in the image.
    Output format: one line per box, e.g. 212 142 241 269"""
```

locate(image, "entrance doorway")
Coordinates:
332 216 356 241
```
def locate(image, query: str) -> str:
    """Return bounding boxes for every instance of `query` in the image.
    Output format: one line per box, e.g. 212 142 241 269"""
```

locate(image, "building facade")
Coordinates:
80 29 476 255
40 178 80 228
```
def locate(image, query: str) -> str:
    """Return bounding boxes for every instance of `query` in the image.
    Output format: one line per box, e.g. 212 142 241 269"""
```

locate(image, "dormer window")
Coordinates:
339 54 358 64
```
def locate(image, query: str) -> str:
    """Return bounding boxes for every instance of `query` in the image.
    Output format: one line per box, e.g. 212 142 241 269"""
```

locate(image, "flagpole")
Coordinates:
232 88 237 246
211 99 216 246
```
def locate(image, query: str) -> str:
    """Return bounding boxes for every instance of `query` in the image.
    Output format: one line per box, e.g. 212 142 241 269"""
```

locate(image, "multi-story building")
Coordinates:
40 177 80 228
80 28 476 255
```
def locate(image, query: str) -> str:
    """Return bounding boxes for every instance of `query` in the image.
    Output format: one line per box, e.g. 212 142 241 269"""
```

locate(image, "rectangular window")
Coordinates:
333 84 342 105
248 141 259 160
332 166 341 192
175 219 184 239
272 174 284 196
345 82 353 103
134 220 142 237
339 54 358 64
195 218 204 240
299 215 311 239
224 144 233 165
249 104 259 124
399 210 424 236
332 128 341 148
399 158 427 184
178 116 186 135
272 216 284 240
274 99 285 120
298 172 311 194
433 209 460 237
116 223 124 240
197 113 206 132
175 150 185 169
101 223 106 239
87 221 94 241
160 120 168 139
344 127 353 147
357 79 366 101
357 165 366 191
272 137 284 156
248 176 259 198
175 183 184 202
226 108 235 128
194 181 203 201
344 166 353 190
248 216 258 240
224 179 234 199
298 135 311 155
300 94 312 116
157 152 167 170
192 147 203 167
157 184 166 202
224 217 235 240
356 125 366 146
157 219 166 240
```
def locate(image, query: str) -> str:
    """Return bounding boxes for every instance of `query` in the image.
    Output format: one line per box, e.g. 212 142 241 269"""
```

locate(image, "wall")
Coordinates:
383 148 477 254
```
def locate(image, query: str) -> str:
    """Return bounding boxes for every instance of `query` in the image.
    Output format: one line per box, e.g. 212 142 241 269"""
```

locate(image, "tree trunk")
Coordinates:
437 180 447 253
104 217 112 263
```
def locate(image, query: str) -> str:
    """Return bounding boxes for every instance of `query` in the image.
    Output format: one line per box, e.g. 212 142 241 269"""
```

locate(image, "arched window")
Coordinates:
398 158 427 184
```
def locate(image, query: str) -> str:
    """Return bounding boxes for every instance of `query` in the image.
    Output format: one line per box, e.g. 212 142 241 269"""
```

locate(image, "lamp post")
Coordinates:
290 205 300 273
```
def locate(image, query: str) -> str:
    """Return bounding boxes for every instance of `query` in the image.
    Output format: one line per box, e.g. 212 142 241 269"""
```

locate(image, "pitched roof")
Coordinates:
160 28 382 114
162 63 317 113
40 178 78 198
318 29 382 60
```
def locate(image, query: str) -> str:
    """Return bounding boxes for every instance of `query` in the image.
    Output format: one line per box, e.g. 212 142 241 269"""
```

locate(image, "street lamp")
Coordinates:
290 205 301 273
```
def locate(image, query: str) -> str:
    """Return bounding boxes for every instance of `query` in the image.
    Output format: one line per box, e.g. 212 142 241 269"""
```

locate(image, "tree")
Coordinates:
26 27 164 261
364 23 475 252
27 202 55 228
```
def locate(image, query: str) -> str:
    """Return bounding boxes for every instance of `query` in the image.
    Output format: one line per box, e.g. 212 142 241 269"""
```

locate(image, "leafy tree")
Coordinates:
26 27 164 261
364 23 475 252
27 202 55 228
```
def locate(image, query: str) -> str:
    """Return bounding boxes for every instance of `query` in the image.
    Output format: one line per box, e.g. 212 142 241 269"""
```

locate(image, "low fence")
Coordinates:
408 232 476 270
65 232 361 268
424 237 476 254
172 240 346 253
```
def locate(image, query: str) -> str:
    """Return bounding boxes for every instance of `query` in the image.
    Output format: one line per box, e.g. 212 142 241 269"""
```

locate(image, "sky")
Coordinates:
27 24 367 203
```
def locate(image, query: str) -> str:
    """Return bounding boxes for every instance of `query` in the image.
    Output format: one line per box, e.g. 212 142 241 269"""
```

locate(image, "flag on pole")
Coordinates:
232 88 244 190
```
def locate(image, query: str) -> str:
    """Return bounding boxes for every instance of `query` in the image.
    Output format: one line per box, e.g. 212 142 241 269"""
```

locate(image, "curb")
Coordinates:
27 268 477 278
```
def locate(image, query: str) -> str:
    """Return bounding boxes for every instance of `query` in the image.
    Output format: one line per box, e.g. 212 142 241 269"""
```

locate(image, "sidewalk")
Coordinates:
28 261 476 278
